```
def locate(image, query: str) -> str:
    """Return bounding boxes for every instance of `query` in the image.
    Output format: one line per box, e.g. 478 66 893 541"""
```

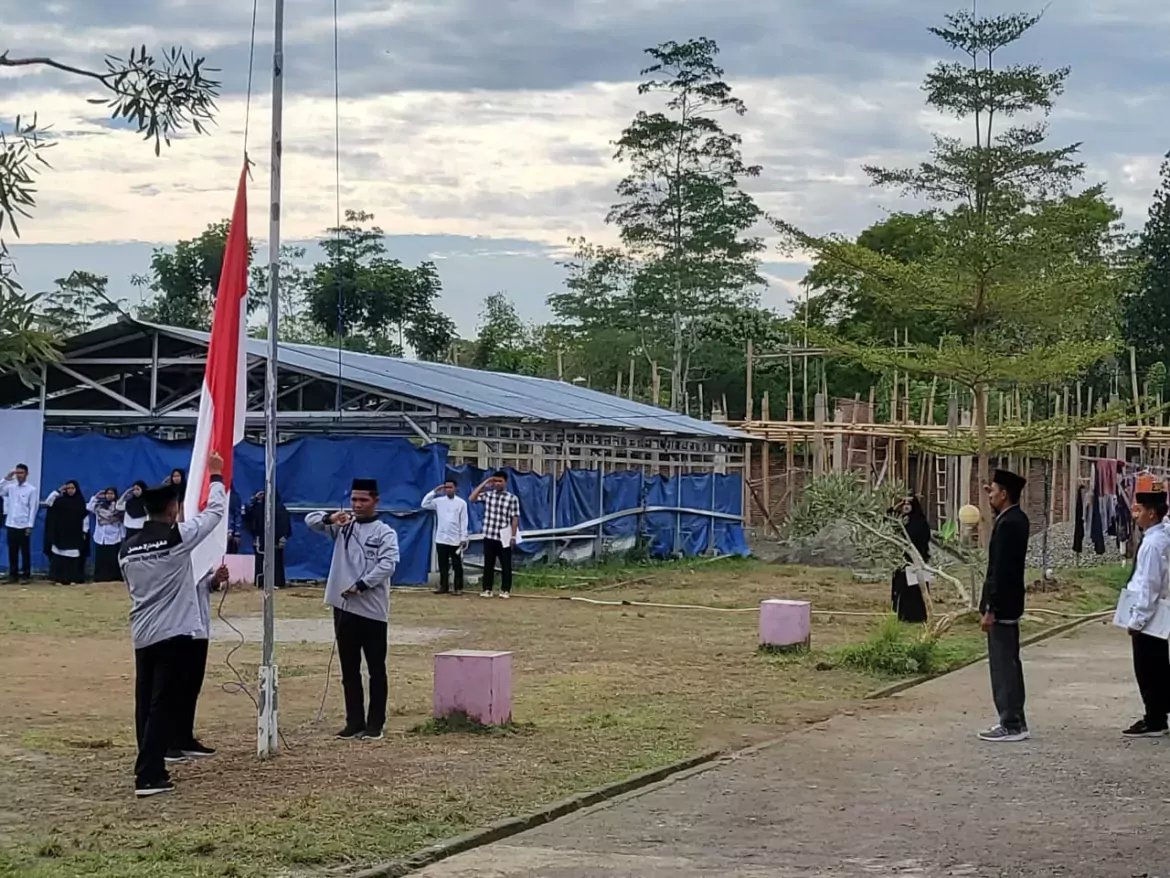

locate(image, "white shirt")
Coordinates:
421 490 469 547
1126 521 1170 630
117 490 146 531
0 478 39 529
87 496 126 546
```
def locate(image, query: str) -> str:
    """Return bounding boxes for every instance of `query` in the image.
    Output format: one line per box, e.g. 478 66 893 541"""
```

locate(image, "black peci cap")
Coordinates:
351 478 378 494
992 469 1026 494
141 482 179 515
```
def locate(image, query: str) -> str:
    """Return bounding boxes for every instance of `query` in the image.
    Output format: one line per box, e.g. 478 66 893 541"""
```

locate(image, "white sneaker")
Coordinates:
499 592 511 599
480 591 493 599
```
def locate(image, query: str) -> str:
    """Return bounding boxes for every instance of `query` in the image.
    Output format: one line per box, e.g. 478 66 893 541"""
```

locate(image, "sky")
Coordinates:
3 0 1169 338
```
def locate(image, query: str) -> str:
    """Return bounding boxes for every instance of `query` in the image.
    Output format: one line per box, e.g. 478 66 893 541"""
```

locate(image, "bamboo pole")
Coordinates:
813 392 826 476
651 361 660 407
1130 346 1143 426
698 383 704 419
785 429 795 518
628 358 635 400
745 339 754 421
557 349 563 381
761 391 771 518
786 333 795 421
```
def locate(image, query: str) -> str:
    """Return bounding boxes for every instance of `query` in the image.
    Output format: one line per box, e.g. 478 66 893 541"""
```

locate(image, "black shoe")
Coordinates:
433 587 449 595
179 740 216 758
336 725 365 740
1123 719 1168 738
364 727 384 741
165 749 188 763
135 778 176 798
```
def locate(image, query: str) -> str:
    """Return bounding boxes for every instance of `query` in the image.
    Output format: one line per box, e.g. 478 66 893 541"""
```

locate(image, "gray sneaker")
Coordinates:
978 724 1030 742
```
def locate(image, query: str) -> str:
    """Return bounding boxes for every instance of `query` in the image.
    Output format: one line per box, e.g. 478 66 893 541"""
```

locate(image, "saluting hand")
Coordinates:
331 511 353 527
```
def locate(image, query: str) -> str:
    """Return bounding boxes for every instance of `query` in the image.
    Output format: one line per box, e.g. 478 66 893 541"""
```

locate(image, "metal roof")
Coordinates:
139 321 747 440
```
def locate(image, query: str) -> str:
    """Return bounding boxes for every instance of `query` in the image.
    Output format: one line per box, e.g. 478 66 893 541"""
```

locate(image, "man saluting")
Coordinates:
119 451 227 798
307 478 399 741
977 468 1031 743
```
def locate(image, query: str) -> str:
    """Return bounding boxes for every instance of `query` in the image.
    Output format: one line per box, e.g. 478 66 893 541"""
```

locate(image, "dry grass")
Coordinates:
0 557 1122 878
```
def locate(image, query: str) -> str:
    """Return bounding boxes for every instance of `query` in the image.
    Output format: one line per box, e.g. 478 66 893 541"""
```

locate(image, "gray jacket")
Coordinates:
120 480 227 649
306 511 398 622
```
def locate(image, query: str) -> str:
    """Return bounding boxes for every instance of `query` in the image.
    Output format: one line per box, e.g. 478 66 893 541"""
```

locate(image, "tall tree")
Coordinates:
473 292 544 375
774 10 1129 530
307 210 456 359
550 38 765 410
39 271 127 336
1125 152 1170 386
0 44 217 380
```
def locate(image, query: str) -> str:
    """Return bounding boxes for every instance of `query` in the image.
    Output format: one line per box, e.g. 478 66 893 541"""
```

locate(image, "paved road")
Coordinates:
418 621 1170 877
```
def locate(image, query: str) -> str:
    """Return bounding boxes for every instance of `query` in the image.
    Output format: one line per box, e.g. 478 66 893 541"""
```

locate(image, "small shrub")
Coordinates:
835 615 957 677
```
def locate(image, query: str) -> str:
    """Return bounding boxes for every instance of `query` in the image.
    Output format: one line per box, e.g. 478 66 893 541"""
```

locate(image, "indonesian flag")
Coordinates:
185 164 249 580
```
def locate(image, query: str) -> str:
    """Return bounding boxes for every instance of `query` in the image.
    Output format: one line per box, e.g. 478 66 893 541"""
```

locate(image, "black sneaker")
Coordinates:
180 740 216 758
165 749 188 763
1123 719 1168 738
433 587 449 595
135 778 176 798
364 728 384 741
336 726 365 740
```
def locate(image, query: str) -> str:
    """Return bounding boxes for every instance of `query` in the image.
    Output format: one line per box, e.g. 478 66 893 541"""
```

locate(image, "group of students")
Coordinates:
890 467 1170 744
0 463 293 588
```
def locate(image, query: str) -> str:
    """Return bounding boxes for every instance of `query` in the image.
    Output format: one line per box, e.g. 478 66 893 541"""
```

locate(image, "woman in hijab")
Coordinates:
88 485 125 582
169 469 187 522
119 481 148 535
245 489 292 588
44 480 90 584
890 495 931 624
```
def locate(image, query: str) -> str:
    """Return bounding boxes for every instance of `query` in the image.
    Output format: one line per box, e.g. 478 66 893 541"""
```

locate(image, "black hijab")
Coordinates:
902 496 931 562
45 481 89 553
170 469 187 500
125 480 149 519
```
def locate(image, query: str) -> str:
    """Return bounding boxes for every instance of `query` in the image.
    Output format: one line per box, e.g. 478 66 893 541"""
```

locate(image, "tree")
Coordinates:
773 10 1130 531
136 221 261 329
0 44 218 373
550 38 765 410
1125 152 1170 383
39 270 127 336
473 292 544 375
306 210 456 359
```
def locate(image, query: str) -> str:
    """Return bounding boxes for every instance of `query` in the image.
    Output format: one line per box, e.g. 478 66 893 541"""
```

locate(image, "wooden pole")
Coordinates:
628 358 635 400
786 332 795 421
745 339 754 421
813 392 826 476
1130 346 1144 425
557 349 564 381
866 385 876 488
651 361 660 408
761 391 771 519
615 370 623 396
698 384 705 420
785 429 795 518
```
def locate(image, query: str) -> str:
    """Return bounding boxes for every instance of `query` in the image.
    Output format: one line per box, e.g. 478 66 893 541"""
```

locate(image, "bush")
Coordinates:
835 615 957 677
781 473 909 569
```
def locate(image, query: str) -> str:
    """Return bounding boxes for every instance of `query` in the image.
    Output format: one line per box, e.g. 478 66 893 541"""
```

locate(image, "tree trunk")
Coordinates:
670 310 683 411
974 382 992 546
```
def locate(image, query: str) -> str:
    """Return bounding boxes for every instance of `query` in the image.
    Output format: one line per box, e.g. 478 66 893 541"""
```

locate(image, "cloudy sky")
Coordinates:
3 0 1168 337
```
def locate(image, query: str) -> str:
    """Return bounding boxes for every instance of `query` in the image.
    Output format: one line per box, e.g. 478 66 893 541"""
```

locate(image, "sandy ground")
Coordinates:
418 620 1170 878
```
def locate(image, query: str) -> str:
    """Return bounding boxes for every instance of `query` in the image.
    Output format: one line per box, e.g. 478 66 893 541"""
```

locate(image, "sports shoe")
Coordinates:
978 724 1030 742
499 592 511 599
452 589 464 596
480 591 494 599
336 725 365 740
433 587 449 595
1122 719 1169 738
364 728 384 741
164 749 188 763
135 778 176 798
180 740 216 758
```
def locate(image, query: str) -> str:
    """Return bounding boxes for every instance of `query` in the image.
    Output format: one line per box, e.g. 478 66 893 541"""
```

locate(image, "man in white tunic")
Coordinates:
1122 490 1170 738
421 479 468 595
1 464 38 582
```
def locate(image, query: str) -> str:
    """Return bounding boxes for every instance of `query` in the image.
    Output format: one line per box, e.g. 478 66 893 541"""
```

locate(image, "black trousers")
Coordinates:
172 638 210 749
987 621 1027 731
134 635 194 786
93 543 123 583
333 607 388 733
253 547 287 589
482 539 513 593
48 553 85 585
6 527 30 579
1132 631 1170 728
436 543 464 592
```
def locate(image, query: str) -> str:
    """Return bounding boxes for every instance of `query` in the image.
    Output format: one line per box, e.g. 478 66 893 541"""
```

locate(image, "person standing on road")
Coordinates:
1 464 38 582
421 479 468 595
1120 490 1170 737
119 452 227 798
470 471 519 599
306 478 399 741
977 468 1031 743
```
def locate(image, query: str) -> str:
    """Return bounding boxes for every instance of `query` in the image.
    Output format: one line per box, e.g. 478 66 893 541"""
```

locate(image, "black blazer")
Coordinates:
979 504 1030 621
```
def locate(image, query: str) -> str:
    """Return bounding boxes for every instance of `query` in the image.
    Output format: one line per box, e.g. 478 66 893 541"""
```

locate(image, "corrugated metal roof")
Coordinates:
141 321 747 440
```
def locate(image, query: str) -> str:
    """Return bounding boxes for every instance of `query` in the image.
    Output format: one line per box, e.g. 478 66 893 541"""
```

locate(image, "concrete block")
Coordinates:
759 599 811 649
223 553 255 587
433 649 513 725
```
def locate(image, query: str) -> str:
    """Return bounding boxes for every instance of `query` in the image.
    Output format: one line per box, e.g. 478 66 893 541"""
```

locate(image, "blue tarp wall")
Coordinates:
17 432 748 582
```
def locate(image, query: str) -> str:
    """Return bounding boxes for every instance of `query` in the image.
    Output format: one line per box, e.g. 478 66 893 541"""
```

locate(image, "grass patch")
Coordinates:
832 615 980 678
411 712 536 737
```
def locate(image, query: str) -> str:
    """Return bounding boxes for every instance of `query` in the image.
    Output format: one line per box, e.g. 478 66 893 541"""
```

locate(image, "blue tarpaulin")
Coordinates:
14 432 748 582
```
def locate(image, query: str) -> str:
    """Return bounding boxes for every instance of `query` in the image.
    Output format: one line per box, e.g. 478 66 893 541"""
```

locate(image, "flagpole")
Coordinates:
258 0 284 760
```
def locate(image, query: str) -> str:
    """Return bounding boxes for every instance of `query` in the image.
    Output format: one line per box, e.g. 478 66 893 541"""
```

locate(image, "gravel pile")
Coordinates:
1026 520 1127 571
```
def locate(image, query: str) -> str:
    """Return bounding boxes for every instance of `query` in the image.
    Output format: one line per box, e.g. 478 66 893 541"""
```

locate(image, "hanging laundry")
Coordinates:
1090 464 1106 555
1115 486 1133 545
1072 485 1085 554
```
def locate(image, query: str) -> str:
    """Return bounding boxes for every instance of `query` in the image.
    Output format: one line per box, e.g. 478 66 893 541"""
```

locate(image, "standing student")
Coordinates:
470 471 519 599
421 479 468 595
1121 490 1170 737
119 452 227 798
306 478 399 741
245 490 291 589
120 481 148 536
89 486 126 582
44 481 90 585
891 495 931 623
1 464 37 582
977 468 1031 743
169 563 229 761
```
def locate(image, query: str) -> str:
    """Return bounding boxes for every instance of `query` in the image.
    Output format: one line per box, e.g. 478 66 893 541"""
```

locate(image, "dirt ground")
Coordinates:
0 559 1123 878
417 622 1168 878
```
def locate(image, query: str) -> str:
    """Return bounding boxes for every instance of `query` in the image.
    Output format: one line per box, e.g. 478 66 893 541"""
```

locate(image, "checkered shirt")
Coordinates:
478 490 520 542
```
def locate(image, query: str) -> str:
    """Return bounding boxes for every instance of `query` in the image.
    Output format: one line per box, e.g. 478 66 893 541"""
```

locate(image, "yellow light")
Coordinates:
958 504 981 526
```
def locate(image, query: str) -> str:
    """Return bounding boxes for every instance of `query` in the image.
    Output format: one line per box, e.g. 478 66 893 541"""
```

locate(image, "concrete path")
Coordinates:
418 621 1170 877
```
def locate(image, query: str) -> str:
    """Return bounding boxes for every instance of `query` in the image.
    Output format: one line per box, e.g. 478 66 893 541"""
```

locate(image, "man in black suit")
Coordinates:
978 468 1031 743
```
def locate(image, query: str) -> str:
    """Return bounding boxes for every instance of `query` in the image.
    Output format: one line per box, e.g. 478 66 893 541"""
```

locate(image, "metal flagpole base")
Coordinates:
257 664 280 758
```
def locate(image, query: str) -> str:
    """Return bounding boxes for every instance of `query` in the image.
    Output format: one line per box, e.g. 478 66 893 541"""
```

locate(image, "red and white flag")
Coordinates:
185 164 249 580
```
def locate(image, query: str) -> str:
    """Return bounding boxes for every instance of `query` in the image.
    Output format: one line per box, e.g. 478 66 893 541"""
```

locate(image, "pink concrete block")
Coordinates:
433 649 513 726
222 553 255 587
758 599 811 648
